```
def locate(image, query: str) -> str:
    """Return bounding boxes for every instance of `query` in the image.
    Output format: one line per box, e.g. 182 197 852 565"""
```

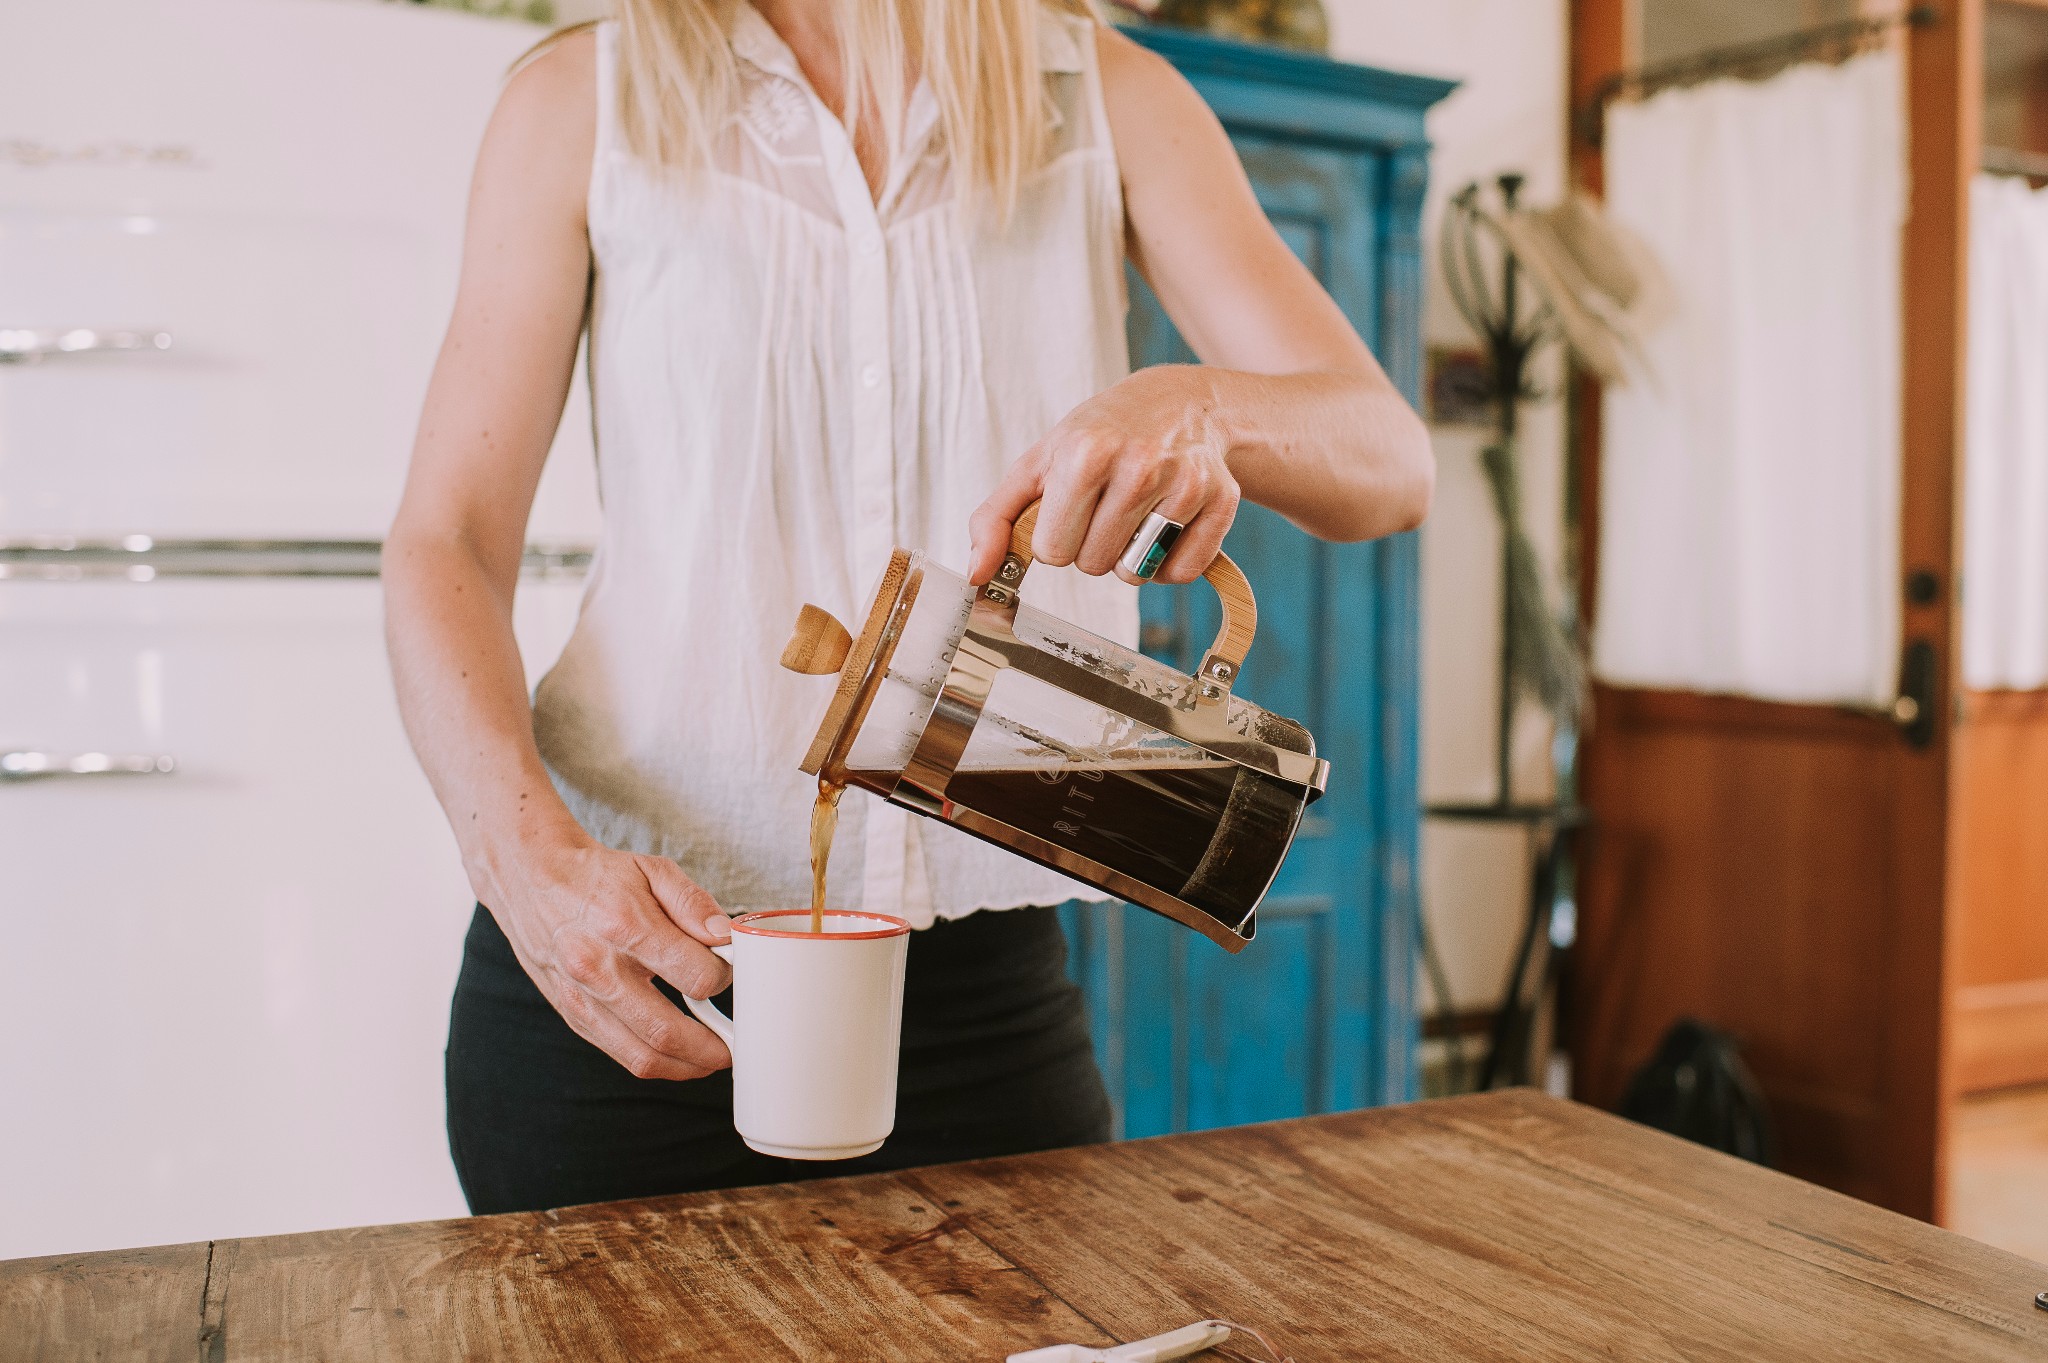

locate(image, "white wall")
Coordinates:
1324 0 1572 1022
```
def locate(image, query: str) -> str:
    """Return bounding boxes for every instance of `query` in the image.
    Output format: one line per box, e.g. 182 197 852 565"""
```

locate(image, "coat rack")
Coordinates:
1424 172 1586 1094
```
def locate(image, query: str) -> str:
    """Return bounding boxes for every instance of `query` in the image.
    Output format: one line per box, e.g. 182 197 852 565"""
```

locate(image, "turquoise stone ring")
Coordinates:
1119 511 1185 581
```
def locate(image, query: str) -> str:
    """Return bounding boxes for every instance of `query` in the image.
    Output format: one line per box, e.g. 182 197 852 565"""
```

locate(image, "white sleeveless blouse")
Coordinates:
532 5 1137 924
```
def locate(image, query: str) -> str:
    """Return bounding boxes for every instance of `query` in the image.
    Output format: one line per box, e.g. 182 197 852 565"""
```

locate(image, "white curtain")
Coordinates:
1593 52 1907 705
1963 174 2048 691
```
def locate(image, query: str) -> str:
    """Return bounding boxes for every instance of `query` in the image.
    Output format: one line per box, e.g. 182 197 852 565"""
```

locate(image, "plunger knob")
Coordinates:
781 604 852 675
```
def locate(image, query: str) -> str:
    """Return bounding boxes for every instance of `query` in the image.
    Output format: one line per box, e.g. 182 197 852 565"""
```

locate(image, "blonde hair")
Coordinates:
596 0 1093 221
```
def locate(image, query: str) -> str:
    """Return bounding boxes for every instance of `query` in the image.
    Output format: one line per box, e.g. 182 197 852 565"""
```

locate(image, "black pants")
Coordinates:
446 903 1112 1215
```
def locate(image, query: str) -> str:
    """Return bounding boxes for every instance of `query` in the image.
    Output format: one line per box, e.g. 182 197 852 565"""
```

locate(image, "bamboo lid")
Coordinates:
783 547 916 776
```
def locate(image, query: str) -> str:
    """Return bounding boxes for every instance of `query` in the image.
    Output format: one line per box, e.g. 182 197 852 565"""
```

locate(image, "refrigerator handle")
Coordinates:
1 752 177 782
0 328 173 365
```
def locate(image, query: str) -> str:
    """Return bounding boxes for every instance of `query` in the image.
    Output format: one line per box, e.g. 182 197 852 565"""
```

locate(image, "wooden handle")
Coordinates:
1003 498 1258 676
1198 551 1258 675
1007 501 1042 567
780 604 853 675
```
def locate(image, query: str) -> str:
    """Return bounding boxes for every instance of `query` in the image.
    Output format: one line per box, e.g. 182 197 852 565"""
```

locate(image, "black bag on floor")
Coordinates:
1619 1017 1775 1167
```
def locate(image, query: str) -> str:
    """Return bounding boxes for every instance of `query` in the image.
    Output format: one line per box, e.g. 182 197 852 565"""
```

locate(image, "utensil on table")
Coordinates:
1009 1318 1295 1363
1007 1321 1230 1363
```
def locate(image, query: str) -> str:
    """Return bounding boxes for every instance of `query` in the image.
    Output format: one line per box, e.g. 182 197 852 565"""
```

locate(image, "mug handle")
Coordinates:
1005 499 1258 694
681 941 737 1049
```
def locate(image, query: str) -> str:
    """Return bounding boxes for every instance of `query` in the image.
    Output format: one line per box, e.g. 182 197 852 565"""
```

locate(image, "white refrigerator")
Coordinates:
0 0 602 1258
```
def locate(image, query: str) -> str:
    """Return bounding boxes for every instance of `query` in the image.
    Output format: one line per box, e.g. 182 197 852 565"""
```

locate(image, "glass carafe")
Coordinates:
781 506 1329 952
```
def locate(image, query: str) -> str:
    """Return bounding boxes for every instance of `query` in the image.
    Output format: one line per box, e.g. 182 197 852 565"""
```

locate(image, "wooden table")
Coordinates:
6 1091 2045 1361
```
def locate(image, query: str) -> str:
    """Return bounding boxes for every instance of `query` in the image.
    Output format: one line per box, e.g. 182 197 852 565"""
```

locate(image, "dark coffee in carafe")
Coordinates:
869 757 1305 932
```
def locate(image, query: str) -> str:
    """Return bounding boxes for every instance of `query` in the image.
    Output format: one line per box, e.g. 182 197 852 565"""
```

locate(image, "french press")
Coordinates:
779 505 1330 953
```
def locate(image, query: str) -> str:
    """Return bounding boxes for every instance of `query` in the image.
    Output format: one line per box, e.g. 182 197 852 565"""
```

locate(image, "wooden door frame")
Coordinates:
1565 0 1978 1222
1950 0 2048 1101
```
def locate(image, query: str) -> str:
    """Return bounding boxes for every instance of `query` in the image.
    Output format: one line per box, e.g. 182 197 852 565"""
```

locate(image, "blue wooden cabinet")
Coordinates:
1060 29 1453 1137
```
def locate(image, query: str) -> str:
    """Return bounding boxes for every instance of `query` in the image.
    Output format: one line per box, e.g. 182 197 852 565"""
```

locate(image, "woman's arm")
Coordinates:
968 24 1433 586
384 32 732 1082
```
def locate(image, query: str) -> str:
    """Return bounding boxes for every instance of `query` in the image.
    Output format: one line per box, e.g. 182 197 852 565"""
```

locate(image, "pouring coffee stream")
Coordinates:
778 501 1329 952
809 776 843 934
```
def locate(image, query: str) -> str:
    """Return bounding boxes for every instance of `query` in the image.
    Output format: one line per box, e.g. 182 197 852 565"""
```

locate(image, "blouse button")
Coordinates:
859 234 881 257
860 364 882 388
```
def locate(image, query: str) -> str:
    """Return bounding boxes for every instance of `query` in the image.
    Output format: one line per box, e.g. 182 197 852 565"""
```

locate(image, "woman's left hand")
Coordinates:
968 366 1240 588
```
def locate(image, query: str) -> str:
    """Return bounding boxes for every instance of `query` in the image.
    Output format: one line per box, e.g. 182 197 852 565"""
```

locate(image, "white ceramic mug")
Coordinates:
683 909 911 1160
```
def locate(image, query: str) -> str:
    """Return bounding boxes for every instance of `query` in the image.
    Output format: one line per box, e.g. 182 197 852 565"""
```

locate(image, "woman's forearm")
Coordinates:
1193 365 1433 544
383 533 587 902
1087 363 1433 545
384 527 735 1079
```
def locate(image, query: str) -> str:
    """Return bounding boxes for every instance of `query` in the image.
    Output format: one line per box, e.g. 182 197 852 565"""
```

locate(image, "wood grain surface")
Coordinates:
4 1092 2044 1362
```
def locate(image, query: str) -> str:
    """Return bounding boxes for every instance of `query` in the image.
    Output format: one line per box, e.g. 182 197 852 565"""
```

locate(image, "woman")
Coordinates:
385 0 1431 1215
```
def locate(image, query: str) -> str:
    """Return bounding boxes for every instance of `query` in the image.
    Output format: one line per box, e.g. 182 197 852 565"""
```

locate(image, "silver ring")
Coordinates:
1118 511 1185 581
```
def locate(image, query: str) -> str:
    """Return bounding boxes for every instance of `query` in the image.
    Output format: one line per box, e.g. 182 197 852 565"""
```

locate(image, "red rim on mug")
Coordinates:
731 909 912 940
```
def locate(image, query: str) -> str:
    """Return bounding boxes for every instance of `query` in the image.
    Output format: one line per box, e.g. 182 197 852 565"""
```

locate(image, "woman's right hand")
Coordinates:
479 834 736 1081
